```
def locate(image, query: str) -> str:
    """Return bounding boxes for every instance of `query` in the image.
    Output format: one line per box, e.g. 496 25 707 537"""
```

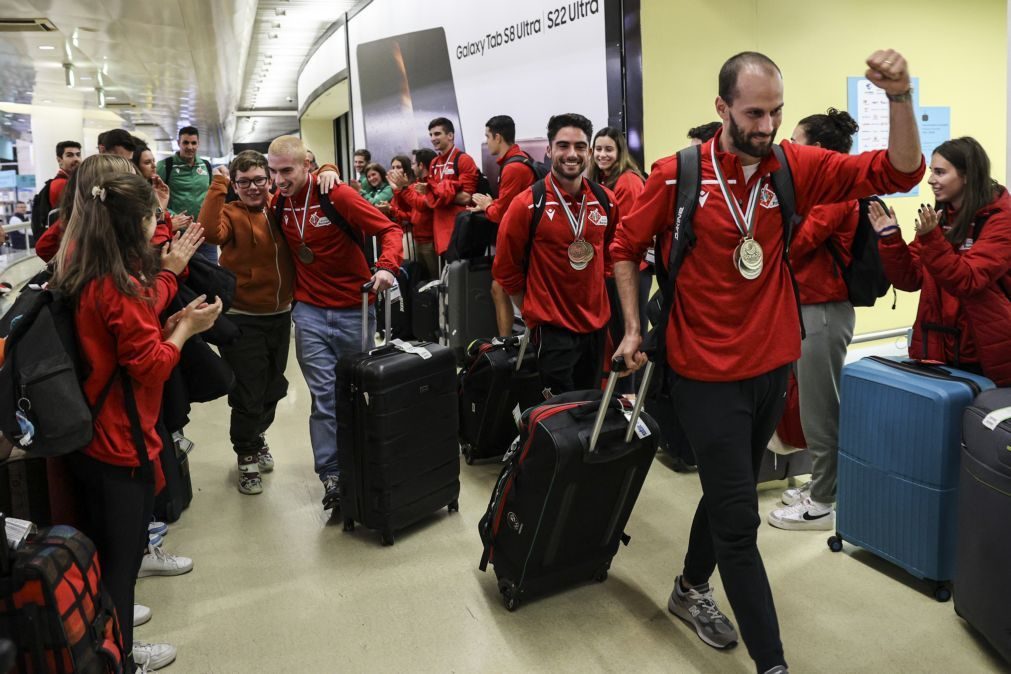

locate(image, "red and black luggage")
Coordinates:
0 520 126 673
955 388 1011 663
478 361 658 610
458 331 542 464
337 283 461 546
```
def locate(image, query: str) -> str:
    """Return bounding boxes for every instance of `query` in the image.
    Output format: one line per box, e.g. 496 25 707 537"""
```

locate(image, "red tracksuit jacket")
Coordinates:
426 146 479 254
791 200 859 305
485 145 538 224
610 127 924 382
393 185 434 243
494 177 619 333
271 175 403 309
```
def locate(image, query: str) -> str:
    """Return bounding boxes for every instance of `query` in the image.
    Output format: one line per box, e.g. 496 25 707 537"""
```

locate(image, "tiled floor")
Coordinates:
136 341 1007 673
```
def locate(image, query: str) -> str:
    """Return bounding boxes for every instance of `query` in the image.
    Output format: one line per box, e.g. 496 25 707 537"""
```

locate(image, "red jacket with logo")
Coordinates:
607 170 646 219
393 185 434 244
76 273 181 467
493 177 619 333
878 187 1011 385
610 128 924 382
485 145 538 224
791 200 859 305
426 146 479 254
271 175 402 309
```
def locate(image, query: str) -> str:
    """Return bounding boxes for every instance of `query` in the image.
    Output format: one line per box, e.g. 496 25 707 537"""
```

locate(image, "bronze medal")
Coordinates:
567 239 594 271
297 243 315 264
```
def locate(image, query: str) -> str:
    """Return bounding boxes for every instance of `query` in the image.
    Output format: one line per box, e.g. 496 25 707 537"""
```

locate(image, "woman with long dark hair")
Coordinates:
870 136 1011 383
52 164 218 671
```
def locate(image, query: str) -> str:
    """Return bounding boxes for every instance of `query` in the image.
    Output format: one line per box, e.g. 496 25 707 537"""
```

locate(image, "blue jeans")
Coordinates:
292 302 375 482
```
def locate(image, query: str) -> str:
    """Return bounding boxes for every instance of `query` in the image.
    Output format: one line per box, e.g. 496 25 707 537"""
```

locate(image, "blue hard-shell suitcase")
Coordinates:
829 356 994 600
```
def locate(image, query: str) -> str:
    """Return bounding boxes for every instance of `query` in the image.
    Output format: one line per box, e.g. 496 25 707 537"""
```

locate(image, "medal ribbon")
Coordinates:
709 140 762 239
289 172 315 245
549 175 587 242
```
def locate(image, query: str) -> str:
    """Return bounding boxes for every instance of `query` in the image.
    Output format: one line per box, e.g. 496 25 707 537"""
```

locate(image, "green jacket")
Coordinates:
360 182 393 206
157 153 212 217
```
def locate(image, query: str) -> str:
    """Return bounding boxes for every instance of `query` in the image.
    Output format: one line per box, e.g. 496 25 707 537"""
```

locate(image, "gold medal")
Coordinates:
738 237 763 270
567 239 594 271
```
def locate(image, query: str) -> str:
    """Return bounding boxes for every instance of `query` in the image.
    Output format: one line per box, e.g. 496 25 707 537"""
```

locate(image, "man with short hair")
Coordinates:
493 113 619 395
51 140 82 206
688 121 722 145
350 148 371 190
471 115 540 337
611 50 925 673
157 126 216 262
425 117 479 256
266 135 402 511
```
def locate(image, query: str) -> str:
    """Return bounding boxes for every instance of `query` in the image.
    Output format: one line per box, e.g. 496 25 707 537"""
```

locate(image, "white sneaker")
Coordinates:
133 604 152 627
768 497 835 531
133 642 176 671
780 480 811 506
138 545 193 578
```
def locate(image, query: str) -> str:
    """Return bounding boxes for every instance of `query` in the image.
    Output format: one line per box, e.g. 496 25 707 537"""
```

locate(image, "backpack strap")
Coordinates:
524 179 549 272
119 372 153 481
768 144 805 340
163 155 173 180
646 145 702 360
318 190 366 254
502 154 537 181
584 178 614 225
203 159 213 186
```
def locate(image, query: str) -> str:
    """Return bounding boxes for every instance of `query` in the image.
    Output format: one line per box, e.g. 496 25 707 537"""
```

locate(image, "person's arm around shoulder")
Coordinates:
916 202 1011 296
196 171 234 246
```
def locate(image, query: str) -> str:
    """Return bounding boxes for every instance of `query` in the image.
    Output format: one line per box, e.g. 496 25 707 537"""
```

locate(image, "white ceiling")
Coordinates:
0 0 357 155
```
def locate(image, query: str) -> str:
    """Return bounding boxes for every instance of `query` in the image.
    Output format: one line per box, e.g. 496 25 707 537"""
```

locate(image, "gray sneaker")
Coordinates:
763 667 789 674
667 576 739 649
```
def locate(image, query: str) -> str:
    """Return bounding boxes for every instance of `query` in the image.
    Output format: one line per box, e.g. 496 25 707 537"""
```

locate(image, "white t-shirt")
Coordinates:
8 214 26 225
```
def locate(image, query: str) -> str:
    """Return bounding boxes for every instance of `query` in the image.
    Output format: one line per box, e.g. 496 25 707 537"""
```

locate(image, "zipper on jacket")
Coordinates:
266 208 283 312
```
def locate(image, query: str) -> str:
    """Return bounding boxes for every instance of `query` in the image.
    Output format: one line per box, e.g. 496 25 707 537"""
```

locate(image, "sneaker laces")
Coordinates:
146 543 177 565
687 586 727 623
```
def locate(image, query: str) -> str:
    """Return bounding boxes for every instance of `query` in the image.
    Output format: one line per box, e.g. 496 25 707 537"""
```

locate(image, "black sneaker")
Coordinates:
322 475 341 510
668 576 738 649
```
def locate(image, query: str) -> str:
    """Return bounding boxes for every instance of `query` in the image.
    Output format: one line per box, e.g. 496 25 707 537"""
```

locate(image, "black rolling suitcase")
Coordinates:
337 283 461 546
377 232 423 341
458 331 543 464
442 257 499 365
478 361 659 610
955 388 1011 664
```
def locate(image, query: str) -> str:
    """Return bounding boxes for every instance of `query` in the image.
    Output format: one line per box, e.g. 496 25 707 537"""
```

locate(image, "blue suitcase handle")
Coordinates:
867 356 984 396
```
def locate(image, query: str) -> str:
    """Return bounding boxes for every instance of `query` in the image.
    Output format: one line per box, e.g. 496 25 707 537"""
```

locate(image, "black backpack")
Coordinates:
452 152 492 196
0 287 140 458
825 196 894 307
30 179 56 240
501 153 550 187
646 143 802 358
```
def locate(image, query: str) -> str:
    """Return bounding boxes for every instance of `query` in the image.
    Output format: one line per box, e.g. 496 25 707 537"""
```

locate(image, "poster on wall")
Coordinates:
348 0 638 181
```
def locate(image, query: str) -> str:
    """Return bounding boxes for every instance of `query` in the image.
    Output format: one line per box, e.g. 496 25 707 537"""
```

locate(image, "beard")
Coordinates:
728 113 777 158
552 155 587 180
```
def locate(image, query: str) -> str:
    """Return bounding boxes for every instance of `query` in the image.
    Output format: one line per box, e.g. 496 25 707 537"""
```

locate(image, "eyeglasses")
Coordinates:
234 176 269 189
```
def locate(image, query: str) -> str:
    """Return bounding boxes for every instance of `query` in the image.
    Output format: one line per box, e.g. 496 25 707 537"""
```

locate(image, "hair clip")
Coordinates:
90 185 107 202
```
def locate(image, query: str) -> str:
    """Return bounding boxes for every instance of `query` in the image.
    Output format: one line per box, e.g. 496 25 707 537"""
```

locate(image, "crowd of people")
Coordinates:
5 45 1011 674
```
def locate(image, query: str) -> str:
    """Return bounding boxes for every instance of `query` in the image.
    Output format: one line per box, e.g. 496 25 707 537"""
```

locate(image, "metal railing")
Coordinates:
1 222 33 252
851 327 912 345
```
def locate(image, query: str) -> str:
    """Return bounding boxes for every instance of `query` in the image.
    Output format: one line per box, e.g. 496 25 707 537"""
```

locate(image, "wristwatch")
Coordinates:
887 88 914 103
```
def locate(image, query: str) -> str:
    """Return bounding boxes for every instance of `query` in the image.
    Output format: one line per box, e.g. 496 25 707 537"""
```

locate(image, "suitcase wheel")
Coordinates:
499 580 520 612
594 567 609 583
342 519 355 533
462 445 475 465
827 535 843 553
381 530 395 546
448 499 459 513
934 585 952 603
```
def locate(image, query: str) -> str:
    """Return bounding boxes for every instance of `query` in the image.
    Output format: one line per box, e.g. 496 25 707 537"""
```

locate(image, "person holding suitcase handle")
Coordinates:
266 135 402 512
868 136 1011 386
610 50 925 674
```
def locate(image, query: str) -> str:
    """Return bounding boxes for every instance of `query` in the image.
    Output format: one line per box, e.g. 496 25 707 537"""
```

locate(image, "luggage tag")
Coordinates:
388 281 402 304
390 338 432 360
982 406 1011 431
622 410 652 439
512 403 522 428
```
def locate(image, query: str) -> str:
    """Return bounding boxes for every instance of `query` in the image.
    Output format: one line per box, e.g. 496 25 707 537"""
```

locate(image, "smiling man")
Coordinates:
158 126 216 261
425 117 480 255
492 113 618 395
266 135 402 512
610 50 925 674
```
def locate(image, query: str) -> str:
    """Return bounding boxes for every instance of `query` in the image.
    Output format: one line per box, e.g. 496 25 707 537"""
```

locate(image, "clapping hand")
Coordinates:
161 223 205 274
915 203 940 237
867 200 899 236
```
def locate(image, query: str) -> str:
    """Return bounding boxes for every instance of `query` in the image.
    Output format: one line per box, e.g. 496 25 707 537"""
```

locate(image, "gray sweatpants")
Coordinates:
795 301 855 504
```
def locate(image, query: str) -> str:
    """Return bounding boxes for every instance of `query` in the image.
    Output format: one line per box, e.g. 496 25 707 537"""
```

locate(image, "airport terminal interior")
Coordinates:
1 0 1011 672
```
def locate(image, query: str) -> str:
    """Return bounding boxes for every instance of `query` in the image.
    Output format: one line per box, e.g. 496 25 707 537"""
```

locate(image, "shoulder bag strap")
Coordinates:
318 190 367 255
523 179 548 272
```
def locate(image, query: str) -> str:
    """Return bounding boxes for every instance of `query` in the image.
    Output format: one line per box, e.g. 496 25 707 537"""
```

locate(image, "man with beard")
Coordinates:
609 51 924 673
493 113 618 395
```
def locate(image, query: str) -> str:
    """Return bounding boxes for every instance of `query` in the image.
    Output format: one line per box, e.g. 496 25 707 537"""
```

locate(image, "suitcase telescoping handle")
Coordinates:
360 280 393 352
588 357 656 453
514 328 530 372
